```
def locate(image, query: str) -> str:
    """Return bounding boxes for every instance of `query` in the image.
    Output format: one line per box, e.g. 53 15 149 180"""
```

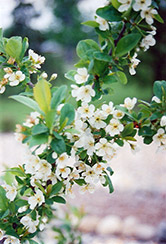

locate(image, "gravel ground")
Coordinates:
0 133 166 243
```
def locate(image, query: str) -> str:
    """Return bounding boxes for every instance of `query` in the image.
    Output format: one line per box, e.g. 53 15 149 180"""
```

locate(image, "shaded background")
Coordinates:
0 1 166 243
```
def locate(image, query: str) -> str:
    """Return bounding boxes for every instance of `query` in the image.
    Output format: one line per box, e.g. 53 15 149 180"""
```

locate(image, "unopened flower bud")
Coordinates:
50 73 58 80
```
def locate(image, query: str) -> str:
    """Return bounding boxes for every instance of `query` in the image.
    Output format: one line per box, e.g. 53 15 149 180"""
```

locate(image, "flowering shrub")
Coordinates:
0 0 165 243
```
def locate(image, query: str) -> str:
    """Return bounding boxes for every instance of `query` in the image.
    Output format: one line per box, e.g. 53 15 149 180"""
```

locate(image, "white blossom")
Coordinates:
113 110 125 119
83 136 95 156
18 206 28 213
0 229 5 240
133 0 151 11
3 184 17 202
23 112 40 128
28 190 45 209
129 53 140 75
160 116 166 127
74 68 89 84
24 154 40 175
0 85 5 94
118 0 132 12
79 184 95 194
89 109 106 129
124 97 137 110
73 85 95 103
102 102 114 117
4 236 20 244
82 165 99 184
106 118 124 136
56 167 71 179
140 34 156 51
129 142 140 154
151 96 161 103
95 16 109 31
29 49 45 69
153 128 166 145
9 71 25 86
20 215 39 233
95 138 112 156
77 102 95 119
56 153 75 169
140 7 158 25
35 159 52 181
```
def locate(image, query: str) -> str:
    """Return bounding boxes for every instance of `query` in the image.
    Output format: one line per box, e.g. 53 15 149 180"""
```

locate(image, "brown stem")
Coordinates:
109 22 126 56
27 81 34 88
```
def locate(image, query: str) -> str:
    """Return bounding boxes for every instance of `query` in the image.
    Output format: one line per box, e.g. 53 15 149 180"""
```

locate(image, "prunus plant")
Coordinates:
0 0 165 243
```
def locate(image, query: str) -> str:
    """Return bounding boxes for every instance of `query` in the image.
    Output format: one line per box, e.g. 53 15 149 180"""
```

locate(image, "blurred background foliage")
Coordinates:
0 0 166 132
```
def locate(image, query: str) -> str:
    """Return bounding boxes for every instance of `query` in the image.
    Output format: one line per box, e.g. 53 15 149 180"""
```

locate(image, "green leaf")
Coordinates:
154 14 164 24
116 71 127 84
29 240 39 244
143 136 153 145
10 95 43 115
0 186 8 211
121 123 134 137
104 175 114 193
5 167 25 177
15 199 28 208
50 182 63 196
51 85 67 109
33 78 51 114
76 39 100 60
94 51 112 62
51 137 66 155
52 196 66 204
82 20 99 28
60 103 75 127
20 37 29 61
153 80 166 99
64 70 77 82
102 73 118 84
15 176 24 184
74 179 86 186
5 36 22 61
96 5 121 22
106 167 114 176
115 34 141 57
32 124 49 136
111 0 121 9
29 134 48 147
1 209 10 219
45 109 56 129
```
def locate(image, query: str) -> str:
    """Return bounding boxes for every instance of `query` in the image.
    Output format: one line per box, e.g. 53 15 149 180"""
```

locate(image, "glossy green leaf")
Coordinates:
10 95 43 115
115 34 141 57
5 167 25 177
94 51 112 62
0 186 8 211
29 134 48 147
64 70 77 82
52 196 66 204
154 14 164 24
33 78 51 114
121 123 134 137
76 39 100 60
116 71 128 84
153 80 166 99
20 37 29 60
51 137 66 155
82 20 99 28
96 5 121 22
60 103 75 127
5 36 22 61
50 182 63 196
32 124 49 135
51 85 67 109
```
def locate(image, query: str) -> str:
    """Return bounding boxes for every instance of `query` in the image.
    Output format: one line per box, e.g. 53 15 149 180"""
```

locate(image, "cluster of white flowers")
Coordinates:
0 68 25 94
23 112 41 128
0 230 20 244
28 49 45 71
20 215 39 233
153 115 166 151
